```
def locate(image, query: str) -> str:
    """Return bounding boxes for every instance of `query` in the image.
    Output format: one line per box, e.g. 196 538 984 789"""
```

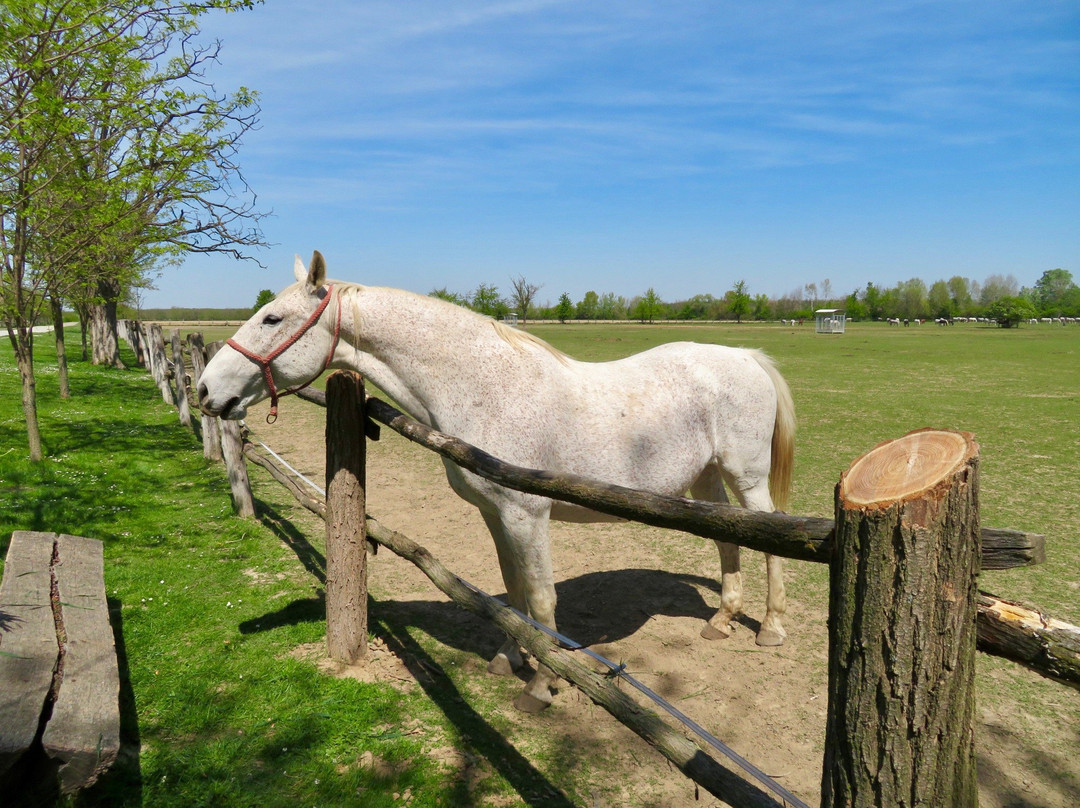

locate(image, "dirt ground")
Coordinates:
242 397 1079 808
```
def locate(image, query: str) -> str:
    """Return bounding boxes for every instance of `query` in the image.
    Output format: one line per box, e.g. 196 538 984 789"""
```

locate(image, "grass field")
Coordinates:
1 319 1078 806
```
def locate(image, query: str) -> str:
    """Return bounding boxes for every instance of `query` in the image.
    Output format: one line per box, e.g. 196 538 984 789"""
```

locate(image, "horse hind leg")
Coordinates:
691 465 743 641
732 480 787 647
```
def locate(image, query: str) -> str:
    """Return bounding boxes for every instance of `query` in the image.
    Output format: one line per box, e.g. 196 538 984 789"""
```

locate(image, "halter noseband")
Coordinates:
227 284 341 423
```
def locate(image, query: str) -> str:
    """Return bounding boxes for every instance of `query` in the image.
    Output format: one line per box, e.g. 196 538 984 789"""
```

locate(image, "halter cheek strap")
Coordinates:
227 284 341 423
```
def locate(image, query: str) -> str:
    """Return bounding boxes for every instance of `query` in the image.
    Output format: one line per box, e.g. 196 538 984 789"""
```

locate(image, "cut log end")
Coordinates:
839 428 978 508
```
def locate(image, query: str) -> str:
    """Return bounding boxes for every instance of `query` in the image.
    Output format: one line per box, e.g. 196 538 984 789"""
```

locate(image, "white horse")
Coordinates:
198 252 796 712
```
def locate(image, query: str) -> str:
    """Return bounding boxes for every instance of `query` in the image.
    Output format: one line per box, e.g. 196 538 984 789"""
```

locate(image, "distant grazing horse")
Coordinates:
199 252 796 712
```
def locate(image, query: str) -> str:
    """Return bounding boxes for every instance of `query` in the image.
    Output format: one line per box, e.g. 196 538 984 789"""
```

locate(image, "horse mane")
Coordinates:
330 280 570 365
491 319 570 365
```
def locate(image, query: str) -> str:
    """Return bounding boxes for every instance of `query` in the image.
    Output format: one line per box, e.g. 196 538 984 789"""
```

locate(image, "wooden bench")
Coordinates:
0 531 120 797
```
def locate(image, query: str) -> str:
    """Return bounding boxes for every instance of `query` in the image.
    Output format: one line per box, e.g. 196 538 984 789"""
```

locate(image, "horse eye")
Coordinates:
262 313 283 326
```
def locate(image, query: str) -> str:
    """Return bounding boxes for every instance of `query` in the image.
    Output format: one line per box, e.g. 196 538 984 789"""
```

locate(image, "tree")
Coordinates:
844 290 867 321
429 287 468 306
986 295 1036 328
509 274 542 325
556 292 573 323
596 292 627 320
576 290 599 320
729 280 750 323
861 282 885 320
1033 268 1076 315
896 278 929 320
947 275 974 316
254 289 275 310
979 274 1019 307
928 280 953 319
470 283 504 317
752 293 771 321
633 288 664 323
1 0 264 460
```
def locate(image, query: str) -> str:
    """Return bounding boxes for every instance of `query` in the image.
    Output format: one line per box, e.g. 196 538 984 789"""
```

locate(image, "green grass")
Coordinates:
0 339 549 807
3 320 1078 806
526 320 1080 621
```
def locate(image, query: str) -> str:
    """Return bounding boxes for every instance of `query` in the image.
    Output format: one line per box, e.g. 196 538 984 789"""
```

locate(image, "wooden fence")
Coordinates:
120 321 1080 808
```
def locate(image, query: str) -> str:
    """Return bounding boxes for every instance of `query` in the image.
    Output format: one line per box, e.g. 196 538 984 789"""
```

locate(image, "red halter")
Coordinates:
227 285 341 423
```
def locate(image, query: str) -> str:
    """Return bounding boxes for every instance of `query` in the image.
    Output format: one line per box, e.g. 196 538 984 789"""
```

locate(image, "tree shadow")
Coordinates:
978 713 1080 806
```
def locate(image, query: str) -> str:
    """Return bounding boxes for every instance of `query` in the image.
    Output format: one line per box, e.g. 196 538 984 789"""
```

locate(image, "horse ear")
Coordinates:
307 250 327 291
293 254 306 284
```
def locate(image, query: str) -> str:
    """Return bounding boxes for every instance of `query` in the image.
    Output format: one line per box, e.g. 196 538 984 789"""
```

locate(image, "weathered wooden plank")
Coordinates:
42 535 120 793
0 531 58 777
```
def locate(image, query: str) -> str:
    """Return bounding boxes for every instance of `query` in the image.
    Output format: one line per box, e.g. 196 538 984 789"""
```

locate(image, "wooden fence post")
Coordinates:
188 334 222 461
170 329 192 428
822 428 980 808
132 321 148 368
148 325 173 405
205 341 255 517
324 370 369 664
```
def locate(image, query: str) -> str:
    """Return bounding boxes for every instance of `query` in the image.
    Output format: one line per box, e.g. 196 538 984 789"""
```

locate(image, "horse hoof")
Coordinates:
487 654 517 677
700 622 731 641
755 628 785 647
513 690 552 714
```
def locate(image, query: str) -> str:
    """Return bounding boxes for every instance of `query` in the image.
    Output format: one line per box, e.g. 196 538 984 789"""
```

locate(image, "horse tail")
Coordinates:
752 351 795 511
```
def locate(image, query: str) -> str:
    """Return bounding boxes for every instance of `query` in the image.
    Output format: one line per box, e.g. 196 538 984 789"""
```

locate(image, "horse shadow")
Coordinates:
239 556 759 662
342 568 753 665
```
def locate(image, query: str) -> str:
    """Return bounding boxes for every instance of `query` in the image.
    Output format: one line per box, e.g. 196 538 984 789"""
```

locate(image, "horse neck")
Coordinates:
334 285 502 426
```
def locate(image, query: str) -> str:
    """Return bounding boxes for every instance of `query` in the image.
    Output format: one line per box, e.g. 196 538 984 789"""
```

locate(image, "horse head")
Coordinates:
197 250 340 422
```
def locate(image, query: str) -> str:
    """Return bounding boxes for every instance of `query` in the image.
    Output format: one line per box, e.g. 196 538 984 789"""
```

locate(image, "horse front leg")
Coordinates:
482 511 526 677
482 505 561 713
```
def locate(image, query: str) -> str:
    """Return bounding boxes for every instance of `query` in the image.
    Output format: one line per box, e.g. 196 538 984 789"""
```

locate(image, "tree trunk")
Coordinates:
89 279 123 369
49 296 70 399
324 371 369 664
9 327 43 462
822 428 980 808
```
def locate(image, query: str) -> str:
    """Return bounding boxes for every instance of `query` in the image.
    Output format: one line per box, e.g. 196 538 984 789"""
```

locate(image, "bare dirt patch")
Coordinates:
245 396 1080 808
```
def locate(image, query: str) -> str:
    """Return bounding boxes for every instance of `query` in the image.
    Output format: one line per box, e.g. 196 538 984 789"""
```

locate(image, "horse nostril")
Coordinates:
197 382 208 403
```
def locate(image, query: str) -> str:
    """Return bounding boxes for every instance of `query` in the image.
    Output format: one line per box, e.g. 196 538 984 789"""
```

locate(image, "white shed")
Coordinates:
815 308 846 334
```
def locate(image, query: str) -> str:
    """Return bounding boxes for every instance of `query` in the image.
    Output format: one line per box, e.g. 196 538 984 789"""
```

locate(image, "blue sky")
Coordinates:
146 1 1080 309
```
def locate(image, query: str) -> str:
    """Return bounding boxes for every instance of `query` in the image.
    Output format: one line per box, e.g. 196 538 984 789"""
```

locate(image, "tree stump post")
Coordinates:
204 342 254 517
170 329 192 428
325 371 369 663
822 428 981 808
148 325 173 405
188 334 222 460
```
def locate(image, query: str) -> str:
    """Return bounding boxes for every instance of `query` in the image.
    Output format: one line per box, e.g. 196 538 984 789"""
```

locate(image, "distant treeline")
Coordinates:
118 306 253 322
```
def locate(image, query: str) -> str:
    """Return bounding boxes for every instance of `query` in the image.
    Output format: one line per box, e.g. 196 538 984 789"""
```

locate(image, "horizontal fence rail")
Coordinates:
296 388 1045 571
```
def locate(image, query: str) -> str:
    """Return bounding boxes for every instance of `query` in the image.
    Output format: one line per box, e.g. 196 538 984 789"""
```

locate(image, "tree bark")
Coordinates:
324 371 369 664
49 296 70 399
89 279 124 369
822 428 980 808
9 327 43 462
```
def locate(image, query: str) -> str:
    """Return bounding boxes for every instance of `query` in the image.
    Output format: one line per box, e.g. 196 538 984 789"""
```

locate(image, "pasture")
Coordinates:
2 319 1078 806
